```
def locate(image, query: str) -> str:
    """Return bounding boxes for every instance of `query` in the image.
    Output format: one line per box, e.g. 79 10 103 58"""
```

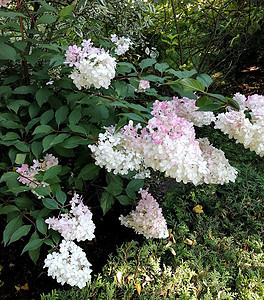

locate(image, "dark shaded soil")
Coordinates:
0 198 142 300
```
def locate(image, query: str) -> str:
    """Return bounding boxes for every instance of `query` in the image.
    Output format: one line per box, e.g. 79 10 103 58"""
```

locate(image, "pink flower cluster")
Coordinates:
171 96 215 127
0 0 11 7
90 98 237 185
16 154 58 194
135 80 150 92
65 39 116 89
45 193 95 242
215 93 264 156
119 189 169 239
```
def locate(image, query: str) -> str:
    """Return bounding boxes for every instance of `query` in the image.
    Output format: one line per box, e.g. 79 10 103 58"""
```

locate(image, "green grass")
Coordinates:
41 128 264 299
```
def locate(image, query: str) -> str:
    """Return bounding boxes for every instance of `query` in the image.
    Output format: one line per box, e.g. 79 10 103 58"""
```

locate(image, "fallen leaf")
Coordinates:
9 263 15 268
184 238 196 246
15 286 20 291
0 280 4 288
21 283 29 290
0 265 3 272
170 248 176 256
193 204 203 213
135 283 141 295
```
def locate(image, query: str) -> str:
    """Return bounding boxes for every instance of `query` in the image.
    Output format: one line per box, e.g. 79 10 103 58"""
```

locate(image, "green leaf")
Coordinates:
3 132 19 140
55 106 69 125
0 86 12 98
125 188 136 199
139 58 156 70
196 74 212 87
7 100 30 113
0 205 19 215
33 125 53 135
36 15 57 25
59 4 75 17
50 134 70 146
0 11 25 18
155 62 169 73
106 183 123 196
43 165 62 181
0 43 16 61
42 135 55 152
227 97 240 111
197 104 224 111
42 198 59 210
3 216 22 246
120 113 144 122
14 141 30 153
56 190 67 205
13 86 35 95
196 96 213 107
22 238 44 254
116 62 136 74
36 88 53 107
15 153 27 164
69 108 82 124
28 232 40 264
100 191 115 215
0 172 20 190
9 225 31 245
179 78 205 92
50 229 60 245
31 141 43 158
127 179 144 191
60 136 88 148
14 197 34 210
117 195 132 205
79 163 100 180
36 218 47 235
40 110 54 126
34 187 50 196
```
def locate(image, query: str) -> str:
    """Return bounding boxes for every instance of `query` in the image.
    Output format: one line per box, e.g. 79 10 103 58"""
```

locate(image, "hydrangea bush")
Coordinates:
0 0 263 292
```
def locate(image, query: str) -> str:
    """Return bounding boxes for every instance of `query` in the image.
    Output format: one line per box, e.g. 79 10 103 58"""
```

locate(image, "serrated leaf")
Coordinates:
155 62 169 73
9 225 31 245
42 135 55 151
59 4 75 17
36 15 57 25
69 108 82 124
40 109 54 125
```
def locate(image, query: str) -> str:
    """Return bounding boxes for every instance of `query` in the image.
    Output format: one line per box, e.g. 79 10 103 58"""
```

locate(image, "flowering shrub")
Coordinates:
0 0 263 293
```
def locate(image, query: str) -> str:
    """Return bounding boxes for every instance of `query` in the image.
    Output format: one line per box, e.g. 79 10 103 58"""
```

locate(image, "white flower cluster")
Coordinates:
44 240 92 289
88 125 150 178
111 34 132 55
119 189 169 239
65 39 116 90
171 97 216 127
45 193 95 242
215 93 264 156
90 98 237 185
198 138 238 184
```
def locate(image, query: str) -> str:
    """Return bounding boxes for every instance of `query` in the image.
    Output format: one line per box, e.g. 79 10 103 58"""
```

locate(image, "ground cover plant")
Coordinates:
0 0 263 299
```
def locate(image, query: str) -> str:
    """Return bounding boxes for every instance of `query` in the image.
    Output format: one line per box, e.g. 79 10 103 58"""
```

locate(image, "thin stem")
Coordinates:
16 0 30 84
170 0 183 66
